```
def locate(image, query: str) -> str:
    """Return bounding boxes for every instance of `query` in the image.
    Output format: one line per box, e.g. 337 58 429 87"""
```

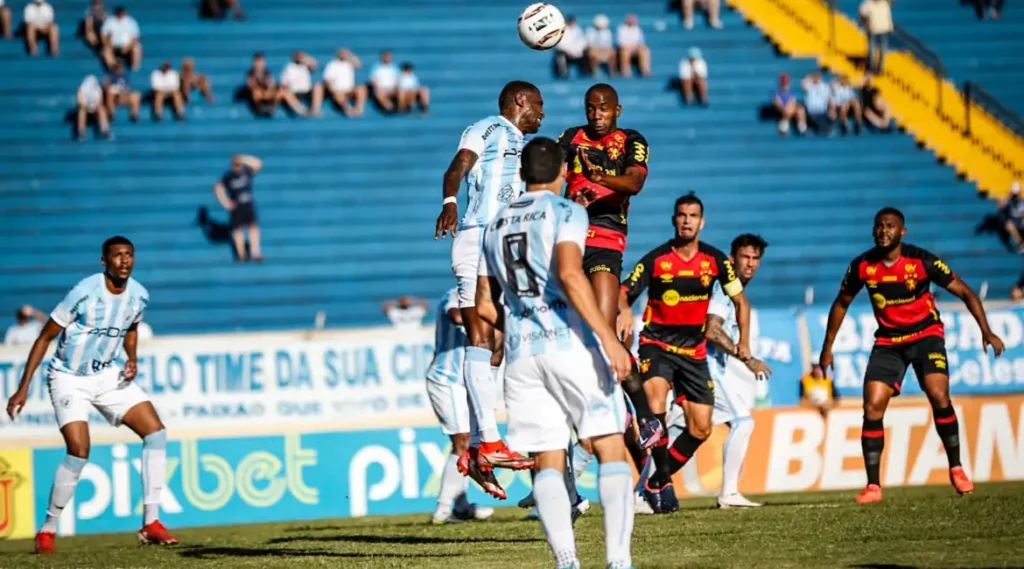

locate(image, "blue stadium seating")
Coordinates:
0 0 1010 334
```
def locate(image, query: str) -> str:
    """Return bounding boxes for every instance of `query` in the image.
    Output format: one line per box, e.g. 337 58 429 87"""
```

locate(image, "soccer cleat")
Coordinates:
855 484 883 504
717 493 762 508
634 492 655 515
466 459 507 500
638 418 665 449
430 513 466 525
571 497 590 525
643 481 679 514
517 492 536 509
456 447 477 476
950 466 974 495
454 504 494 521
477 441 535 471
34 531 56 555
137 520 179 545
525 506 540 521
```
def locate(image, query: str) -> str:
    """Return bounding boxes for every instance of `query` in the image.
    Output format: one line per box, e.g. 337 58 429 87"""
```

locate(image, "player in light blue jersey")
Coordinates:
5 237 178 553
434 81 545 478
476 137 635 569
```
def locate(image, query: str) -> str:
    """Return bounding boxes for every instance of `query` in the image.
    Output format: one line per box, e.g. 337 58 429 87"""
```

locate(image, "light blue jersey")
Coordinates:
48 273 149 377
480 192 598 364
456 115 526 230
426 288 466 384
707 280 738 381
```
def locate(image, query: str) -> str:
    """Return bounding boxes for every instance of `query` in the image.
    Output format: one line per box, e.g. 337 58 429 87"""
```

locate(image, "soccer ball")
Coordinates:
518 3 566 51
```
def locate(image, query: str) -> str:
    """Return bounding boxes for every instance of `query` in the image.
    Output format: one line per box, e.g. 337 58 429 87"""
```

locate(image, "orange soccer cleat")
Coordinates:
34 531 56 555
138 520 180 545
477 440 534 471
950 466 974 495
855 484 883 504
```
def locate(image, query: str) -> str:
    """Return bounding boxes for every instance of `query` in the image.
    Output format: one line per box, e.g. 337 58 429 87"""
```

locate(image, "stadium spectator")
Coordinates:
586 14 617 77
180 57 214 104
802 71 834 135
103 63 140 122
4 305 44 346
150 61 185 122
278 51 323 117
554 16 589 78
76 74 111 141
678 46 708 105
970 0 1003 20
23 0 59 57
771 72 806 136
214 154 263 263
831 76 862 135
101 5 141 71
397 63 430 113
616 14 652 78
369 49 400 112
200 0 245 20
245 52 278 117
322 48 367 117
0 1 10 40
799 363 839 418
859 0 893 74
83 0 106 49
860 72 892 131
681 0 723 30
382 296 429 330
998 182 1024 253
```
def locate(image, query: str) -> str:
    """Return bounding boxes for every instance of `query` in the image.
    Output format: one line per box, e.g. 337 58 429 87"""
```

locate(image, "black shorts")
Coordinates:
230 202 257 229
864 335 948 395
583 246 622 278
637 343 714 406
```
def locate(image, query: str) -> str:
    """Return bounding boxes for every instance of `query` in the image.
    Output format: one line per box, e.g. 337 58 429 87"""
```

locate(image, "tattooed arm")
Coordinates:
705 314 772 379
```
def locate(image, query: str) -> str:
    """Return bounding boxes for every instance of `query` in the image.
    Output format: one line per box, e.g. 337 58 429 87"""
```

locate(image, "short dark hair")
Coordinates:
674 192 704 216
521 138 564 185
875 206 905 224
401 62 413 71
585 83 619 105
731 234 769 257
498 81 539 111
115 5 126 14
102 236 134 258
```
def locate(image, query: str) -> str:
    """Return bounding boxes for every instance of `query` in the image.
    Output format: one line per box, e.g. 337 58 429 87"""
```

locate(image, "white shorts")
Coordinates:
48 366 150 428
425 379 471 435
669 358 755 427
451 226 484 309
503 346 626 452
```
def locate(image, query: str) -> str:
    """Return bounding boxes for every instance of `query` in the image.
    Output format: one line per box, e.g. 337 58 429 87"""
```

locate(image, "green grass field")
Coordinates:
3 482 1023 569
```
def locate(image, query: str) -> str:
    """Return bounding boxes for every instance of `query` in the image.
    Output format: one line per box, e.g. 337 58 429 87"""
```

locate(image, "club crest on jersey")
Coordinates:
905 277 917 290
700 275 712 287
497 183 516 204
607 146 620 160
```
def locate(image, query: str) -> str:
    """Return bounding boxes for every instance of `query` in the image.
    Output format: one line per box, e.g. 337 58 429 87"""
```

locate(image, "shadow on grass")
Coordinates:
268 533 541 546
179 544 462 560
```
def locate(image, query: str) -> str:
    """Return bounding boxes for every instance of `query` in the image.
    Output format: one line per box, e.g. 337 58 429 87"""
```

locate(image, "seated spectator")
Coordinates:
245 52 278 117
278 51 323 117
554 15 589 78
679 47 708 106
397 63 430 113
831 76 862 135
200 0 245 20
103 62 140 121
369 50 400 112
24 0 59 57
802 71 834 135
150 61 185 121
799 363 839 418
101 5 142 71
83 0 106 49
586 14 617 77
383 297 429 330
322 48 367 117
860 72 892 131
681 0 722 30
971 0 1003 20
616 14 652 78
180 57 214 104
859 0 892 74
5 305 44 346
214 154 263 262
999 182 1024 253
771 72 807 136
0 1 11 40
76 74 111 141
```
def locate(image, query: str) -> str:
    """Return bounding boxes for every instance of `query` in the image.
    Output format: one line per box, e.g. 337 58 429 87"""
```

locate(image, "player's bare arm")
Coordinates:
435 149 479 239
123 323 140 381
578 149 647 195
705 313 772 378
616 288 635 339
239 154 263 173
6 318 64 420
820 291 856 372
945 277 1005 356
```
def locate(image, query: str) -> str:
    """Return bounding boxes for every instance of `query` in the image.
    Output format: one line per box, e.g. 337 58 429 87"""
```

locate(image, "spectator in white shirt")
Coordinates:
383 297 429 331
586 14 617 76
1 0 14 40
397 62 430 113
831 76 862 135
76 74 110 141
802 71 835 135
101 5 142 71
370 50 400 112
180 57 214 104
681 0 723 30
322 48 368 117
5 306 44 346
679 46 708 105
555 16 589 78
151 61 185 121
83 0 107 48
616 15 651 78
278 51 324 117
859 0 893 74
24 0 59 57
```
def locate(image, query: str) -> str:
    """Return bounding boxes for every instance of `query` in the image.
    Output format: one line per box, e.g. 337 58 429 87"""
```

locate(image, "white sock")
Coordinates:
464 347 498 443
571 443 594 482
434 454 465 519
599 461 635 569
534 468 578 568
40 455 87 533
142 430 167 525
721 418 754 497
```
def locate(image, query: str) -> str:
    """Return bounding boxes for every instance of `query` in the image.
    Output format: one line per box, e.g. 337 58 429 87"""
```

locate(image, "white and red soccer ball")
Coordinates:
518 3 566 51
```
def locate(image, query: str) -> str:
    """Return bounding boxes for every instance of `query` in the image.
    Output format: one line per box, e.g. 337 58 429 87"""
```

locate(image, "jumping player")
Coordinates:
617 194 751 513
476 136 634 569
425 287 498 521
5 236 178 553
434 81 544 481
819 207 1003 503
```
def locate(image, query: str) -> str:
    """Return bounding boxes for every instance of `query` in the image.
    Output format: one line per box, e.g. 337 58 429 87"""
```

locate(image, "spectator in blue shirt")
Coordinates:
830 76 862 135
771 72 806 136
397 62 430 113
214 154 264 262
801 71 834 135
102 62 140 121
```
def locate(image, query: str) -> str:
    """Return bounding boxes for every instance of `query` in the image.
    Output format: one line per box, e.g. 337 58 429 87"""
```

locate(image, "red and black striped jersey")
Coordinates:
840 244 956 345
557 126 649 253
622 241 742 359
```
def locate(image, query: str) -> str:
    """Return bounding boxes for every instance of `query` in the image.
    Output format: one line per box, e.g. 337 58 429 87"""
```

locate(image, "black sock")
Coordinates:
564 443 579 505
932 405 962 468
622 373 654 422
861 417 885 486
624 427 648 472
647 413 671 488
666 429 706 476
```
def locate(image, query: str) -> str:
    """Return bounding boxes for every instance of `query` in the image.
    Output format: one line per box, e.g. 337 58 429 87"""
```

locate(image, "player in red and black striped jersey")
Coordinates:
617 193 751 513
820 207 1005 504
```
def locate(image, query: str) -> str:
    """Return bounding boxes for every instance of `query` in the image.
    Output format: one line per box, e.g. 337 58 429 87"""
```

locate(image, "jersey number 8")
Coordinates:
502 233 541 298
